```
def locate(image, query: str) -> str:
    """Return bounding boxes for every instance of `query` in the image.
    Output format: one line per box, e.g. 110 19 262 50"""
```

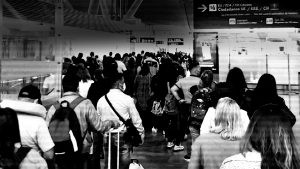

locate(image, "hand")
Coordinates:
140 133 145 145
101 120 120 132
178 99 186 104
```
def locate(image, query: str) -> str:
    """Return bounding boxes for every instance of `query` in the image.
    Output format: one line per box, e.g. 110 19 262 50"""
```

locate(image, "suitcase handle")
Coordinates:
108 131 120 169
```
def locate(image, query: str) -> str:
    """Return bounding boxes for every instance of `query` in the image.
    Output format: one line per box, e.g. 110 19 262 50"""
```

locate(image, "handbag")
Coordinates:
151 100 163 116
162 93 178 115
105 95 142 151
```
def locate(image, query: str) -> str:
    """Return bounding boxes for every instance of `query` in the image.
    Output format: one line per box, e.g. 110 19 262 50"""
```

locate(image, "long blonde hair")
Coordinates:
211 97 245 141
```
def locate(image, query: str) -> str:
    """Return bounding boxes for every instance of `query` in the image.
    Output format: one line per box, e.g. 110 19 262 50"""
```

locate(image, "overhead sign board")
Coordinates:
194 0 300 28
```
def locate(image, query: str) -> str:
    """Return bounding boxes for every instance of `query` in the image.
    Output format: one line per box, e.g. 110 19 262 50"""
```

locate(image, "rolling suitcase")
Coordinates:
108 130 120 169
107 130 144 169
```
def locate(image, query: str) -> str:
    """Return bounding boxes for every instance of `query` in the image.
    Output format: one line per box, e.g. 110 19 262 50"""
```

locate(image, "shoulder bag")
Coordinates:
104 95 142 151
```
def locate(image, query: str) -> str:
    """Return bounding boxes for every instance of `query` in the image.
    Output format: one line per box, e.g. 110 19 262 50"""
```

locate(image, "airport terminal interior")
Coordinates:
0 0 300 169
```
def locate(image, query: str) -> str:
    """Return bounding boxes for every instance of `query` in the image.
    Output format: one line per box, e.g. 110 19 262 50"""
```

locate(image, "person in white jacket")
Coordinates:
0 84 55 169
200 97 249 135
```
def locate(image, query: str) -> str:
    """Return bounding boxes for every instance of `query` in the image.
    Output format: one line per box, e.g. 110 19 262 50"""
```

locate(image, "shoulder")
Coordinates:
240 109 248 115
221 153 247 168
222 153 245 164
221 152 261 169
206 107 216 115
17 114 46 125
81 98 94 105
74 97 95 110
196 133 218 144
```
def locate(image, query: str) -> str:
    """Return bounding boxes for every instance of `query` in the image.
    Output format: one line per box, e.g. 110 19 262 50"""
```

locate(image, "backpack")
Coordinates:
189 87 212 128
48 97 86 154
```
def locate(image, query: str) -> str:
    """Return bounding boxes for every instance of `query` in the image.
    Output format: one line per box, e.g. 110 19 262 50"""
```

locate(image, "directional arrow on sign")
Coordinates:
198 4 207 12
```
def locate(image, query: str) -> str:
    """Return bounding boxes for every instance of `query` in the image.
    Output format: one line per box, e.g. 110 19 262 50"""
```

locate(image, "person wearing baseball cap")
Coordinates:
0 84 55 169
18 84 43 105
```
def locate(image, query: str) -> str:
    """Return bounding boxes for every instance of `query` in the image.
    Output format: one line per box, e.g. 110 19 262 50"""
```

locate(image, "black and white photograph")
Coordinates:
0 0 300 169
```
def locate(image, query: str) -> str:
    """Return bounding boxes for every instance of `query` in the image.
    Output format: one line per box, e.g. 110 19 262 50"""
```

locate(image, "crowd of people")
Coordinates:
0 50 299 169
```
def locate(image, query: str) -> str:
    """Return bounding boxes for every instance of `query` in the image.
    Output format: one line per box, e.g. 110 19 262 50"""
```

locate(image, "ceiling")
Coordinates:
135 0 193 28
66 0 193 29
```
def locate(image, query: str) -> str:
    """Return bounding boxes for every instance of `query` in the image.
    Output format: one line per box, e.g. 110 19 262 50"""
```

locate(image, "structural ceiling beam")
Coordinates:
124 0 143 19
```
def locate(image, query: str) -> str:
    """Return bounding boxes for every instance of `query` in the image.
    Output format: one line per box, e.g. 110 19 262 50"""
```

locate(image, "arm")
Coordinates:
171 83 185 104
200 107 215 135
133 76 139 97
37 119 55 160
43 148 54 160
128 97 145 143
280 98 296 126
188 138 203 169
86 100 118 133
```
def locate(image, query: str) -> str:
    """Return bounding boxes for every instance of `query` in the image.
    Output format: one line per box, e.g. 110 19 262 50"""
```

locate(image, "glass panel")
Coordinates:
229 33 266 83
1 0 61 105
267 53 288 85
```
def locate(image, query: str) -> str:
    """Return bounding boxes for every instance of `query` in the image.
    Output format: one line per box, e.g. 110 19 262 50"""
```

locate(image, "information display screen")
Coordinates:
194 0 300 28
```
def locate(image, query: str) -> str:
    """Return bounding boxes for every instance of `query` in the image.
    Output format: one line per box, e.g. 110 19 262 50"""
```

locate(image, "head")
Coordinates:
62 74 80 93
62 62 71 75
188 59 201 77
77 64 91 82
211 97 245 141
90 52 94 57
0 107 20 157
240 104 300 169
226 67 247 91
93 69 103 82
140 63 150 76
114 53 122 61
111 73 126 92
128 57 136 68
200 70 214 88
255 73 278 98
77 52 83 59
71 56 77 64
102 57 118 78
64 57 72 63
136 55 143 67
18 84 42 105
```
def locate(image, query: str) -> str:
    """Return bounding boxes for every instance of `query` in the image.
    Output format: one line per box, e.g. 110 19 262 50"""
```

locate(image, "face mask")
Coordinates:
120 83 126 92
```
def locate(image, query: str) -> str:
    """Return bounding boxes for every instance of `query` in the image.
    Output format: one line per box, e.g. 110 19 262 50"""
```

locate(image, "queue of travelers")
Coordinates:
0 50 299 169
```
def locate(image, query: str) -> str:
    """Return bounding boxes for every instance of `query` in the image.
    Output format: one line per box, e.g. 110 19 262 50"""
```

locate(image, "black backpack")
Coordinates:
189 87 213 128
48 97 86 154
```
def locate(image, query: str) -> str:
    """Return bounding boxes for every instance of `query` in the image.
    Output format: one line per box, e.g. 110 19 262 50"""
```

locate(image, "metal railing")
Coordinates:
0 74 50 100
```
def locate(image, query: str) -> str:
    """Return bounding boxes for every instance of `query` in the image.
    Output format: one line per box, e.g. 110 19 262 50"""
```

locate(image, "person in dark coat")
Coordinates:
213 67 250 113
249 73 296 126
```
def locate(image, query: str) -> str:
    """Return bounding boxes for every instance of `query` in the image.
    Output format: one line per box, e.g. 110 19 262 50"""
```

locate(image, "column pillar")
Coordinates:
55 0 63 97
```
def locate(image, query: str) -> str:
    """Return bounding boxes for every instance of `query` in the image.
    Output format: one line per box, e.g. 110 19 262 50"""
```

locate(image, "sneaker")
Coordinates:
184 154 190 162
167 142 174 148
173 145 184 152
152 127 157 133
